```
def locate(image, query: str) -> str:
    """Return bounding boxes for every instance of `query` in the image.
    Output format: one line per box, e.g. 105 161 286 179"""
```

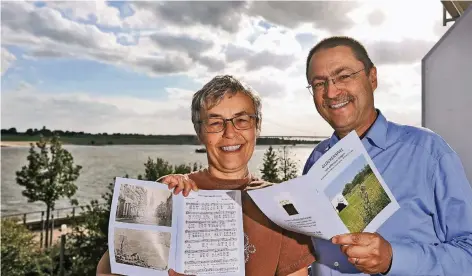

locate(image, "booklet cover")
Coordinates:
247 131 400 240
108 177 245 276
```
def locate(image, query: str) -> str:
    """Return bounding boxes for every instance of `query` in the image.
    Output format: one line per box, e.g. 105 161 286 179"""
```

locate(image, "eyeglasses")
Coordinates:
306 68 365 96
199 114 258 133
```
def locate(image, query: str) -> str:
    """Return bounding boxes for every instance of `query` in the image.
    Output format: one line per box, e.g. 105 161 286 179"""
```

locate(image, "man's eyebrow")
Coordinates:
332 66 352 76
310 66 353 83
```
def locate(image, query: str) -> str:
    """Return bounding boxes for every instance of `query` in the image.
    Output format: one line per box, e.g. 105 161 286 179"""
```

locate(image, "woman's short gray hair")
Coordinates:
191 75 262 137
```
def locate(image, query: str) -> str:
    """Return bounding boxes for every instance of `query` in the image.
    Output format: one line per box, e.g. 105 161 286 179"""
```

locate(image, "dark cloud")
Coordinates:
150 33 213 57
226 44 295 71
248 1 359 33
368 9 386 26
28 49 75 58
149 32 224 71
131 1 247 33
367 39 436 66
134 55 192 74
1 2 107 49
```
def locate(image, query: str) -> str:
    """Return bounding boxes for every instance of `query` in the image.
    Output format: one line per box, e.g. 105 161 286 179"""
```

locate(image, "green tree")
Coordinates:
1 219 51 276
62 181 114 275
277 145 298 181
15 134 82 248
141 157 201 181
260 146 280 182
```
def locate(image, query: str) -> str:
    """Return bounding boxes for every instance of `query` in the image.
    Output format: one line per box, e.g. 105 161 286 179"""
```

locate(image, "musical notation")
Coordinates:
182 191 242 274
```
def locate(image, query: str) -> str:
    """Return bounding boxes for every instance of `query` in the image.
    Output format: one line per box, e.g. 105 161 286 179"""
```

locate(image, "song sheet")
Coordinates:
174 190 244 275
108 178 245 276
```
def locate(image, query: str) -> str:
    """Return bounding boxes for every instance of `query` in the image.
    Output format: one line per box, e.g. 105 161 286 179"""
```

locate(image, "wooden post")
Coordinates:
40 211 44 249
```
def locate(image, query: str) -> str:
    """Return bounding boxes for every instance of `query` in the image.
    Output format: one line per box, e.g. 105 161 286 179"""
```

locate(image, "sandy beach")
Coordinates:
0 141 37 147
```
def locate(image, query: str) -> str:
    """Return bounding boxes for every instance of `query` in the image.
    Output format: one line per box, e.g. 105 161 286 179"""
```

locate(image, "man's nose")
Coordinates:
324 79 342 99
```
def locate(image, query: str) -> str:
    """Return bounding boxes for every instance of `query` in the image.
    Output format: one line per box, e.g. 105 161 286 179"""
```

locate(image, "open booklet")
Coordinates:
247 131 400 240
108 177 246 276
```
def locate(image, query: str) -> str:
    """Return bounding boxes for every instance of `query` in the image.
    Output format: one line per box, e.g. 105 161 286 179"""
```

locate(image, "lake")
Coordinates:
1 144 316 217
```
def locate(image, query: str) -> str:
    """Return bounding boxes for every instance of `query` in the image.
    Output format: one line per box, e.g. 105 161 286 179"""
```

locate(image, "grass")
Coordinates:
338 173 391 233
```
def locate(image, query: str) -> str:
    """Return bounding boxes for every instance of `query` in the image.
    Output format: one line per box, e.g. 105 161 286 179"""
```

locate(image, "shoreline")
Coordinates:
1 141 37 147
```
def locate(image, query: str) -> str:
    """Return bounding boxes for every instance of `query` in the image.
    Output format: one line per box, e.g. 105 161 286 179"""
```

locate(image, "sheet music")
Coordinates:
177 190 245 275
108 178 245 276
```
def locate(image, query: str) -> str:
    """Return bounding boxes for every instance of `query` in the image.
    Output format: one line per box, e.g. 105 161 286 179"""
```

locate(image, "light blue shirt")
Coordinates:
303 110 472 276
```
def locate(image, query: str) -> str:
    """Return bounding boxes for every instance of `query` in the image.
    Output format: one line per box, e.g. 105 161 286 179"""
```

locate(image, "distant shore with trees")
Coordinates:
1 126 323 146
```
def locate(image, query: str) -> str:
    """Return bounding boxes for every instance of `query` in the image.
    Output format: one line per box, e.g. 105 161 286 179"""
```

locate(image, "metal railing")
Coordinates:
2 204 107 248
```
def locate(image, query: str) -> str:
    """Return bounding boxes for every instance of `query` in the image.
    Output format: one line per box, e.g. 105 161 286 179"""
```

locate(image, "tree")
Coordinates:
15 134 82 248
277 145 298 181
260 146 280 182
1 219 51 276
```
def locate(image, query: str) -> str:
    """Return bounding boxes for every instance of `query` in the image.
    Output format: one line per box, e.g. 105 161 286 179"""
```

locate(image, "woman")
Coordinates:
97 75 315 276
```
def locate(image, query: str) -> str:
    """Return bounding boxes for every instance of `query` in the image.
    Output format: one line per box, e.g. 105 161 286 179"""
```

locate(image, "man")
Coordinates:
304 36 472 275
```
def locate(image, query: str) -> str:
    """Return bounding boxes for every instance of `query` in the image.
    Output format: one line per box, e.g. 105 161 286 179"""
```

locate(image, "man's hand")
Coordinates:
331 232 392 274
158 174 198 197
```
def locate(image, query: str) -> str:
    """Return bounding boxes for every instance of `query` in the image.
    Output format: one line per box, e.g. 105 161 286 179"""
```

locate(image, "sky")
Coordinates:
325 155 368 200
1 0 452 136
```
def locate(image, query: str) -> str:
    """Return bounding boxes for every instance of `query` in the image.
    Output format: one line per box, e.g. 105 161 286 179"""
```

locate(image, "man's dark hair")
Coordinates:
305 36 374 82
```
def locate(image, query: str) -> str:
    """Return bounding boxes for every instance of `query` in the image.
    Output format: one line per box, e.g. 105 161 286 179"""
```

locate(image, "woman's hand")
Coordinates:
158 174 198 197
168 269 195 276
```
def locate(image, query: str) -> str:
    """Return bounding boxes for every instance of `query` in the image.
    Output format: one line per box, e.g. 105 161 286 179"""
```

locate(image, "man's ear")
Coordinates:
369 66 378 91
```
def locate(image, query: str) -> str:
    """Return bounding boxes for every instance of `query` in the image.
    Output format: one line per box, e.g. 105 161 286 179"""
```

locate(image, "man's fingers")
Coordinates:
332 233 372 246
341 245 370 258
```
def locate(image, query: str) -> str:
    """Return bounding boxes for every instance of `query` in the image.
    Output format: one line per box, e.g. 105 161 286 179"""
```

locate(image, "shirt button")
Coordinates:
334 261 339 267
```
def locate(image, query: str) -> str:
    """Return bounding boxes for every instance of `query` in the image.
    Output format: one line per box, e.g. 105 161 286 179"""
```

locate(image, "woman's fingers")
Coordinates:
157 174 198 196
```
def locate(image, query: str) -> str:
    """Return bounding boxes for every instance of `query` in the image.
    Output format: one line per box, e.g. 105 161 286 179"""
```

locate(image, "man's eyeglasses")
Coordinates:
199 114 258 133
306 68 365 96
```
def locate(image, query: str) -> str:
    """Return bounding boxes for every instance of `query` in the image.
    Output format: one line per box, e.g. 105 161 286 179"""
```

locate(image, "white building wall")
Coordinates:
422 6 472 186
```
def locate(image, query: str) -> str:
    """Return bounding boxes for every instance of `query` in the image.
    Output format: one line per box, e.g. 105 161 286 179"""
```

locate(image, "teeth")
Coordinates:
221 145 241 152
330 101 349 109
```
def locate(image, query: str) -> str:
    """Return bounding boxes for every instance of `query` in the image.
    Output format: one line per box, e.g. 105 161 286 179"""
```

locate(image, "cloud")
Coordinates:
1 47 16 75
1 2 116 49
248 1 359 33
225 44 295 71
127 1 247 33
46 0 123 28
367 9 386 26
149 32 225 72
367 39 436 66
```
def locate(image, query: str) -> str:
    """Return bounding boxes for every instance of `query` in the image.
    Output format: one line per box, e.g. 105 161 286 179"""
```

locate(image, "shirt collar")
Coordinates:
327 109 387 150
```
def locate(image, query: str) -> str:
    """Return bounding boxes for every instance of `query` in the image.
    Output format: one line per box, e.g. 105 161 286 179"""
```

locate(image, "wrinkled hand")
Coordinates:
158 174 198 197
168 269 195 276
331 232 392 274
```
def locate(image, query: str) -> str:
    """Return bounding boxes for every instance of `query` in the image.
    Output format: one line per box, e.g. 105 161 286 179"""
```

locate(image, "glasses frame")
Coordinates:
199 114 258 133
306 68 365 96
